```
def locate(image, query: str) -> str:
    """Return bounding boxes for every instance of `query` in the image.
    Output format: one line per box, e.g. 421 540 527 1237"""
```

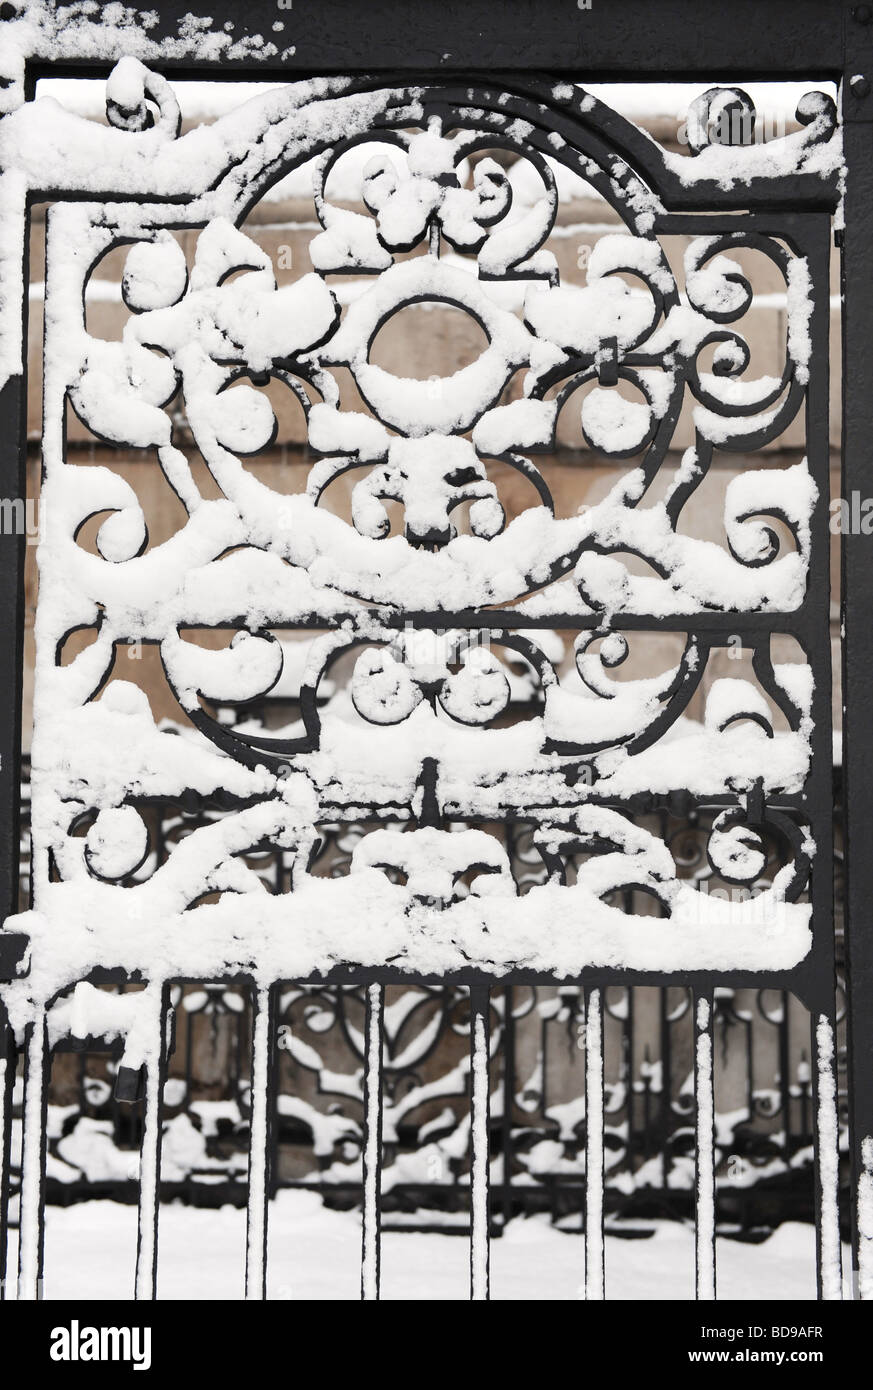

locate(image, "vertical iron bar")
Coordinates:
694 991 716 1301
501 983 515 1227
134 986 169 1301
361 981 383 1302
245 982 277 1300
0 184 28 962
469 983 490 1301
660 987 673 1187
812 1012 843 1301
0 170 28 1305
584 985 605 1300
841 75 873 1300
624 988 635 1184
779 990 791 1170
0 1019 15 1301
796 203 838 1300
17 1012 48 1301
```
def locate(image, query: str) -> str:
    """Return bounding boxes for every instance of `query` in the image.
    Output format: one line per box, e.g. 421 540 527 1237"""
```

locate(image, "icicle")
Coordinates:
585 987 604 1300
245 985 274 1300
695 994 716 1300
469 986 490 1301
815 1015 843 1300
361 983 383 1302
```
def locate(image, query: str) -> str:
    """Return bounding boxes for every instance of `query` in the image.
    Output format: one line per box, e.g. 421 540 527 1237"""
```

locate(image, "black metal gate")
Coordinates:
0 0 867 1302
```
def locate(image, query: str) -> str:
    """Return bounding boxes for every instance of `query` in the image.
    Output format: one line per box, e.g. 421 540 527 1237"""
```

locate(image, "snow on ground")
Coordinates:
5 1191 842 1300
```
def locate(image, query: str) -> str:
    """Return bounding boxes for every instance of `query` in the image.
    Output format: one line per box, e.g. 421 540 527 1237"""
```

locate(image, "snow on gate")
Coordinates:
0 3 850 1301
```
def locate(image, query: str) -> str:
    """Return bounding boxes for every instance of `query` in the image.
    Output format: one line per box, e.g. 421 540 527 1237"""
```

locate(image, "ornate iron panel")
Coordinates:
5 787 845 1249
0 0 861 1304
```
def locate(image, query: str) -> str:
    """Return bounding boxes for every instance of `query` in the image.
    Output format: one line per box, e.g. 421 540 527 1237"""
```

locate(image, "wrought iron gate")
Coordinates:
0 0 868 1302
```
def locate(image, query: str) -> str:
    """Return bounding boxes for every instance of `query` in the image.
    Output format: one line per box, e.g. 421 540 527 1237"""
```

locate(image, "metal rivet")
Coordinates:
851 74 872 98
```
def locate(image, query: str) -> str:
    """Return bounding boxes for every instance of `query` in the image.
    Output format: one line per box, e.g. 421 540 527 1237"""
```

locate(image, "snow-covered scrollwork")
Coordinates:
0 67 838 1035
53 210 820 616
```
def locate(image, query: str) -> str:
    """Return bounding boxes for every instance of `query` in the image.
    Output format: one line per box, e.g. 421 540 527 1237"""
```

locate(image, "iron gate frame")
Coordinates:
0 0 866 1302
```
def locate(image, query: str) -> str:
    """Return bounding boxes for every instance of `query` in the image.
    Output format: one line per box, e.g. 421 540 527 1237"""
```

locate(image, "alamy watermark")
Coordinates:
830 493 873 534
678 106 789 149
49 1320 151 1371
0 496 41 544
